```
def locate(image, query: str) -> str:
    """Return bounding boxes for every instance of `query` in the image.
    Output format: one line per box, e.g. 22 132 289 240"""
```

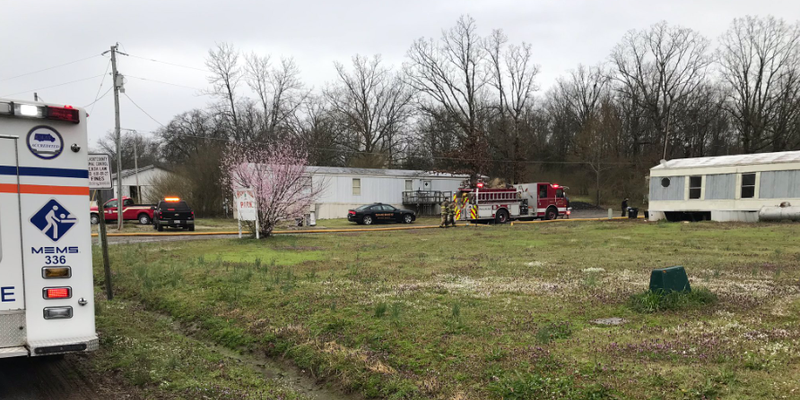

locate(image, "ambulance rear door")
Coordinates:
0 135 28 358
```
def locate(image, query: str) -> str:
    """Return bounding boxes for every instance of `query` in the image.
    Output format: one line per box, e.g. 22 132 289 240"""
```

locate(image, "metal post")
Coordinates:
96 190 113 300
110 44 124 230
133 132 140 202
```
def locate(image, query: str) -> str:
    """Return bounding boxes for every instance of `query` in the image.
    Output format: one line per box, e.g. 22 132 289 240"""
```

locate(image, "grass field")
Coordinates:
95 220 800 399
88 296 311 399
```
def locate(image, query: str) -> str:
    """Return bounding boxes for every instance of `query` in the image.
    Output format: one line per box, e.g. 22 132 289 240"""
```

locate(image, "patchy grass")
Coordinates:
97 220 800 399
88 296 310 399
628 288 718 313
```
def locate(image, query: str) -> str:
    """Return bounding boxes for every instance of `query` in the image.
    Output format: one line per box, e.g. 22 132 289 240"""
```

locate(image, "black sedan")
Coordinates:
347 203 416 225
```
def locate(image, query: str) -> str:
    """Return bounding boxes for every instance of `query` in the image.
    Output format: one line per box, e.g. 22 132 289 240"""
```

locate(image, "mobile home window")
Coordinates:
689 176 702 199
741 173 756 199
405 180 413 191
352 178 361 196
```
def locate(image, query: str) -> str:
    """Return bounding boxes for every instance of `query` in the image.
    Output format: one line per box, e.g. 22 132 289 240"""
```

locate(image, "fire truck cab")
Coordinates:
454 182 570 223
515 183 570 221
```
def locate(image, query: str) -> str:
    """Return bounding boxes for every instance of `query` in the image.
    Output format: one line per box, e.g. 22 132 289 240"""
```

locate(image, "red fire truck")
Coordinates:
454 182 570 223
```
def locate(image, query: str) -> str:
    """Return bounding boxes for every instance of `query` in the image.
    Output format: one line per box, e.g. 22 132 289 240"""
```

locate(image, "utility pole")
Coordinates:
109 43 125 230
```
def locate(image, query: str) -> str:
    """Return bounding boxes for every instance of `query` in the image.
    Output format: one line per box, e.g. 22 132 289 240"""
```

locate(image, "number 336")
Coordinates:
45 256 67 265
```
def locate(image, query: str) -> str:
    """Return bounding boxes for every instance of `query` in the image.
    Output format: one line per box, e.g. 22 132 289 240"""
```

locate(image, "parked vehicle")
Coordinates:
153 197 195 231
454 181 571 224
347 203 416 225
90 196 155 225
0 97 98 358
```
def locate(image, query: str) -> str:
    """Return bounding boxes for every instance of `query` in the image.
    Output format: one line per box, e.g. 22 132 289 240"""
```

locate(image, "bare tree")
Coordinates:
573 98 624 206
485 30 539 122
718 16 800 153
97 130 161 172
244 54 309 141
326 54 413 168
405 15 491 171
205 43 242 139
484 29 540 181
558 65 610 128
611 21 711 160
294 95 342 166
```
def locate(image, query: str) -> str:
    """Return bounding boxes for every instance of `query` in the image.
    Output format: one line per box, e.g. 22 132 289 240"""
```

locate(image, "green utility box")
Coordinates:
649 266 691 293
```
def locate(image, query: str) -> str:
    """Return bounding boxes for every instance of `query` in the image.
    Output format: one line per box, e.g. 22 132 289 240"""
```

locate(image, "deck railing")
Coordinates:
402 190 453 205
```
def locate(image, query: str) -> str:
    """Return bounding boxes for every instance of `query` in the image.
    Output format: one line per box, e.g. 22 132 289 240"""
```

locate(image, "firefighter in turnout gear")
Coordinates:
440 199 450 228
447 200 457 227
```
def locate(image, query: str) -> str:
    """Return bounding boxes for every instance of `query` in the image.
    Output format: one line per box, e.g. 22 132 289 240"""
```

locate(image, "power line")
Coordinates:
1 74 104 97
126 54 208 73
0 54 101 83
123 92 165 127
87 59 112 114
125 74 206 92
84 87 112 109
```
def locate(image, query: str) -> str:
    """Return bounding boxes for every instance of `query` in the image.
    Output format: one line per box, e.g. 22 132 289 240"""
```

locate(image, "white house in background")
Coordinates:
109 165 173 203
648 150 800 222
307 167 469 219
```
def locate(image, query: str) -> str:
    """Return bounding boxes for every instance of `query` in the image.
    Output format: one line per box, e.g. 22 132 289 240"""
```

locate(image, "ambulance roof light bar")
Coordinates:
0 101 80 124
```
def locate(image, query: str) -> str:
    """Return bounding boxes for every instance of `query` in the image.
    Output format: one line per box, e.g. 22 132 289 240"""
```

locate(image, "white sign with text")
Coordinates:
88 154 112 190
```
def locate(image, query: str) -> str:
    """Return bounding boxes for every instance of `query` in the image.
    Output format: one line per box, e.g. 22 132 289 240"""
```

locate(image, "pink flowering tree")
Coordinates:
221 139 322 237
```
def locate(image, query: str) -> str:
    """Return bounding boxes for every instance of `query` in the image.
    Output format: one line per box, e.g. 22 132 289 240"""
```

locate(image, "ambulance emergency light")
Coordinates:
0 101 80 123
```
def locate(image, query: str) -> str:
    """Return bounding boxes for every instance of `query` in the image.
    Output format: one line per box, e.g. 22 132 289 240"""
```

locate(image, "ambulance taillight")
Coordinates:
43 287 72 299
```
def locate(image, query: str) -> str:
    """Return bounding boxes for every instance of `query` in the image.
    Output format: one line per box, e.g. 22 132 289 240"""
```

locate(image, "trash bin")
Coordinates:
644 211 649 220
627 207 638 219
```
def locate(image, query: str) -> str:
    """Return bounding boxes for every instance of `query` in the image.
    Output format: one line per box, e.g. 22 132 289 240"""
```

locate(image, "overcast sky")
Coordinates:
1 0 797 147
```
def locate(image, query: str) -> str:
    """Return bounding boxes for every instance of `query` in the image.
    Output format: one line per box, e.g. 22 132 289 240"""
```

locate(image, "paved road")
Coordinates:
93 209 621 245
0 354 136 400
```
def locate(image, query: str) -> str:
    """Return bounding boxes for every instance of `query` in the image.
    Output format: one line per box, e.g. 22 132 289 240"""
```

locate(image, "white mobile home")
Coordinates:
106 165 173 203
308 167 468 219
648 151 800 222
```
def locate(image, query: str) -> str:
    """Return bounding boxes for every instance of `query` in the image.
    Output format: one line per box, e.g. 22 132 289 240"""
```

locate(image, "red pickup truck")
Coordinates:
90 196 155 225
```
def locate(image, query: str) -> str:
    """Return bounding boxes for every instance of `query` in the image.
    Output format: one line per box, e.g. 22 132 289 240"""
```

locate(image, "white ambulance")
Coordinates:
0 98 97 358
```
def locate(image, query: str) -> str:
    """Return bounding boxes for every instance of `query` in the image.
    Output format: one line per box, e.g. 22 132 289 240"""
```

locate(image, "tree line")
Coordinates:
102 15 800 216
